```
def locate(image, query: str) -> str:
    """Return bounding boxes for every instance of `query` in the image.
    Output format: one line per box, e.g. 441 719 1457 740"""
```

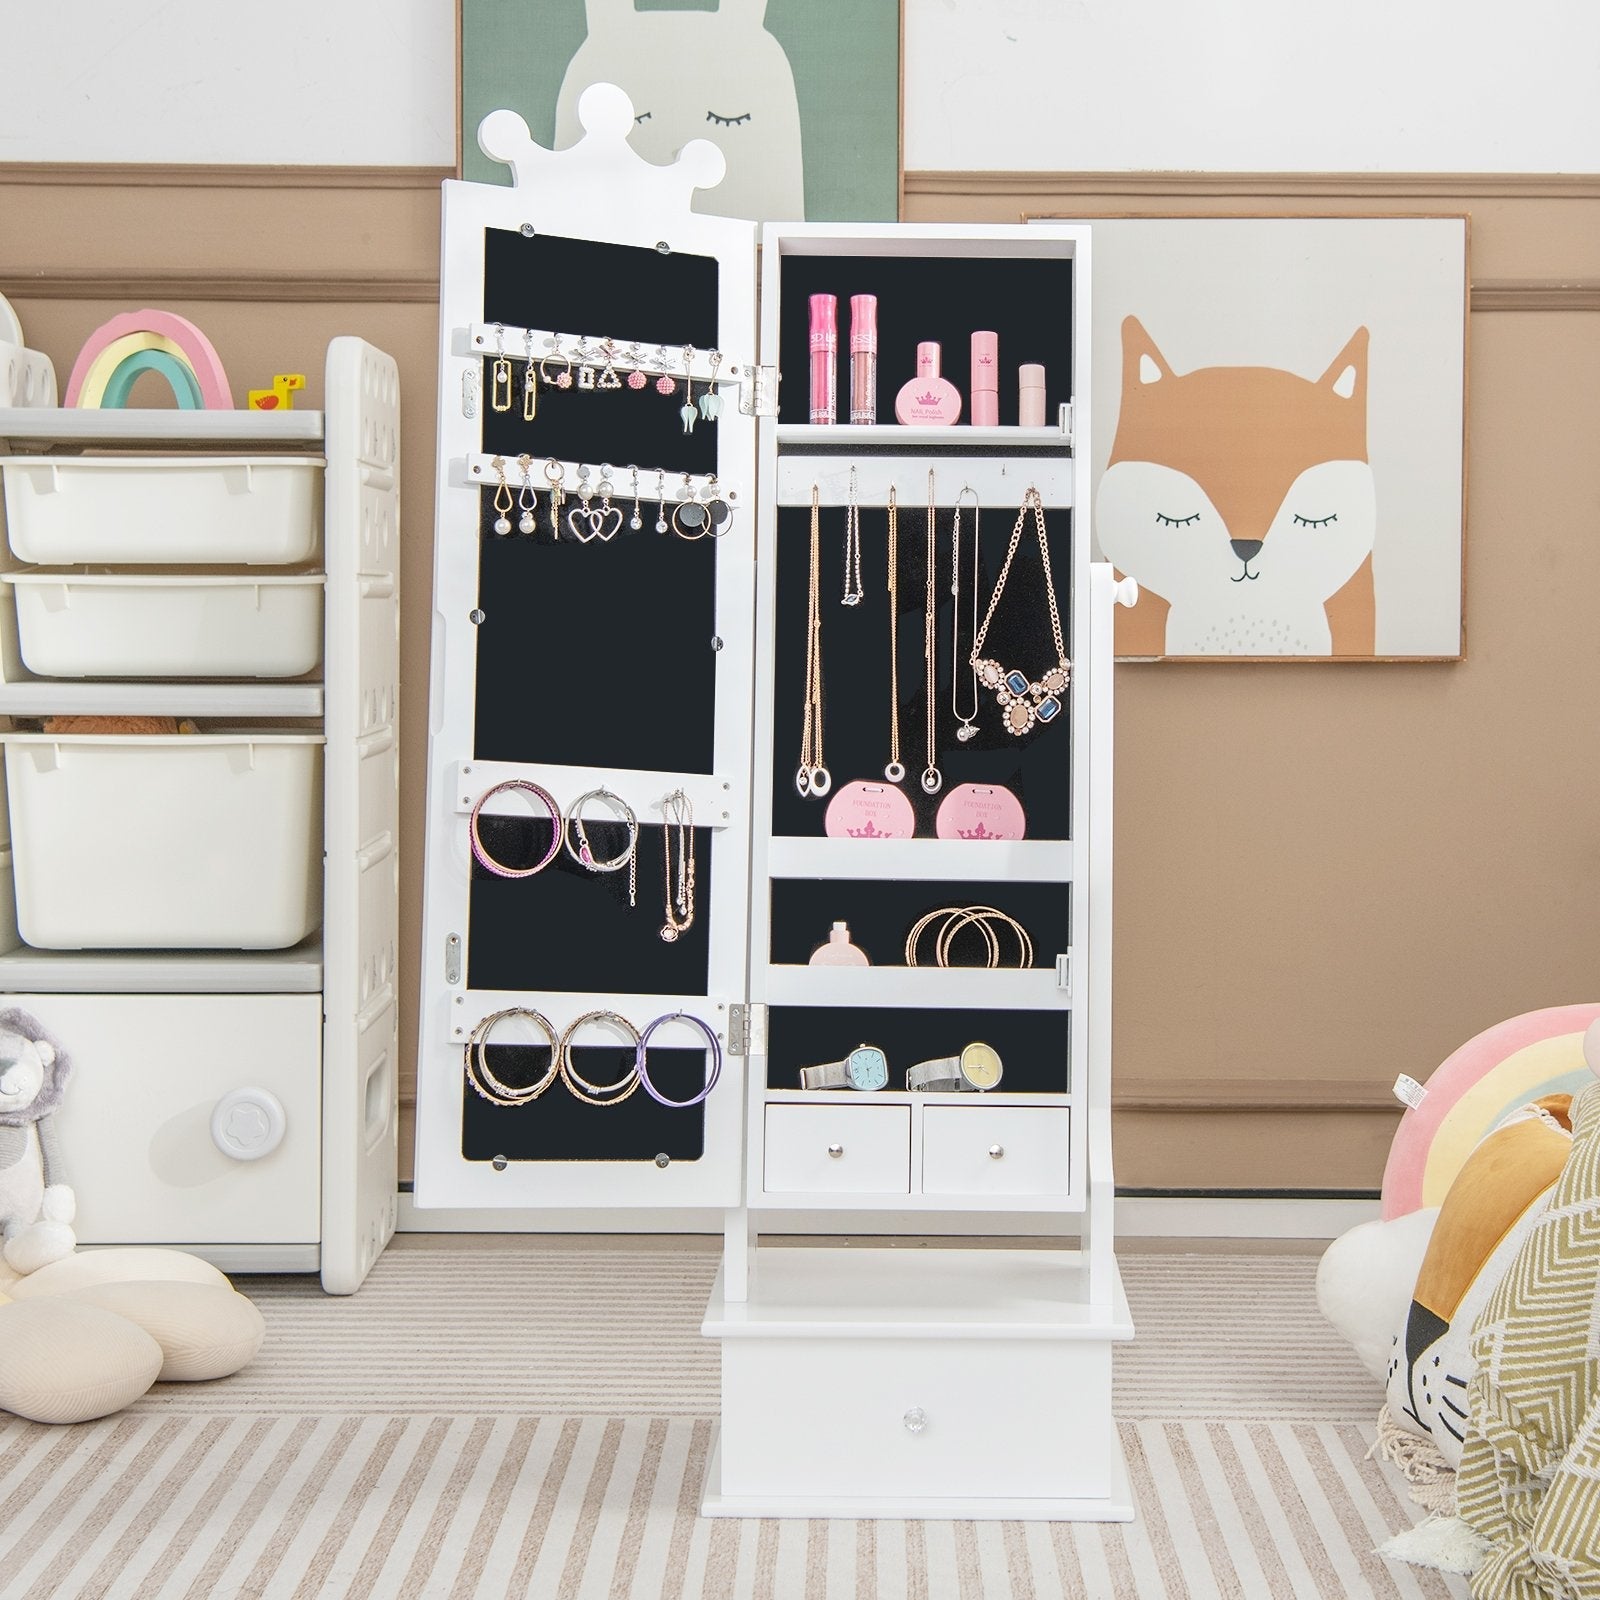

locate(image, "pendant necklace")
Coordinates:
883 486 904 782
659 789 697 942
796 485 831 797
920 470 943 794
841 466 863 606
951 487 981 743
970 487 1071 737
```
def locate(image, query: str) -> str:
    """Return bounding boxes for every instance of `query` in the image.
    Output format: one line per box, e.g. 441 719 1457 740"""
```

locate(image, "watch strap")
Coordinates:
799 1059 852 1090
906 1056 972 1092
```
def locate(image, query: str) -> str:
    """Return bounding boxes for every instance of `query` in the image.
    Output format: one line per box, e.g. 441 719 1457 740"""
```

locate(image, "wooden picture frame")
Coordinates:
1029 213 1470 662
456 0 904 224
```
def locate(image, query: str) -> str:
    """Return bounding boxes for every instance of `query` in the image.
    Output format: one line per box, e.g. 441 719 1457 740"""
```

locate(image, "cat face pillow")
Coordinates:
1096 316 1376 657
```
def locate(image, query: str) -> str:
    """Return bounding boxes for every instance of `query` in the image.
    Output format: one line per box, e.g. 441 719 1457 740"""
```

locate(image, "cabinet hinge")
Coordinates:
739 364 779 418
444 933 462 986
1056 952 1072 998
728 1002 767 1056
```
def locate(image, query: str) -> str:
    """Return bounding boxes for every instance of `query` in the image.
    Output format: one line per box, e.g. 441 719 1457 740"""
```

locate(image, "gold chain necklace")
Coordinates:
921 470 943 794
796 485 831 796
883 486 904 783
951 487 980 743
970 487 1071 737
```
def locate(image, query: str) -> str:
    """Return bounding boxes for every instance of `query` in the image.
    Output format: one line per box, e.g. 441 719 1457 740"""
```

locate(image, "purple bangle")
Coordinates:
469 779 562 878
635 1011 723 1108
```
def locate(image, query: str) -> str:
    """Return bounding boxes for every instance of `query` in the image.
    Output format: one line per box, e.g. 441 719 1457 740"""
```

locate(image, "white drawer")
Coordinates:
922 1106 1071 1197
764 1104 910 1195
720 1334 1113 1500
12 993 320 1245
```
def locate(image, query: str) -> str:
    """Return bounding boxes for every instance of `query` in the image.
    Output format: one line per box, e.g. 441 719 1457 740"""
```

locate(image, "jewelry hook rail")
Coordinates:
461 323 755 390
458 454 735 505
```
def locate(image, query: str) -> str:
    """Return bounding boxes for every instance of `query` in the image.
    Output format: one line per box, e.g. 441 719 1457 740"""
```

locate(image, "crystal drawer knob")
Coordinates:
988 1144 1005 1159
210 1088 286 1162
827 1143 844 1159
903 1407 928 1435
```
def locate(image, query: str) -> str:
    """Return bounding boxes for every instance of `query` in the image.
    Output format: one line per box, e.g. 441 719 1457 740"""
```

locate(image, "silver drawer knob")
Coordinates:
827 1143 844 1159
903 1407 928 1434
988 1144 1005 1159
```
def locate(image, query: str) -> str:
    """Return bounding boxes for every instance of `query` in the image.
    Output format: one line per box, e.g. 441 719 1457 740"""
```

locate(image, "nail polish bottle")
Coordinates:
849 295 878 424
808 294 837 424
894 341 962 426
970 331 999 426
808 921 871 967
1019 362 1047 428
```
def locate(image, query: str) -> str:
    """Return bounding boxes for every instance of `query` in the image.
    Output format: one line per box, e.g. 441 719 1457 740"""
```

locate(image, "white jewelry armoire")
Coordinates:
415 85 1134 1520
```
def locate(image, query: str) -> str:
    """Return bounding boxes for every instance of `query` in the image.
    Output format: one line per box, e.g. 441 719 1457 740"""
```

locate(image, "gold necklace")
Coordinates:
659 789 697 942
883 486 904 783
970 487 1071 737
796 485 831 797
951 487 980 743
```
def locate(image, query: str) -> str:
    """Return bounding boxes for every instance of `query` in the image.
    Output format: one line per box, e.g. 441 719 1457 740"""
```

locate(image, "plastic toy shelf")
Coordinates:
0 679 325 719
763 965 1069 1010
0 935 323 994
766 837 1073 883
0 409 326 450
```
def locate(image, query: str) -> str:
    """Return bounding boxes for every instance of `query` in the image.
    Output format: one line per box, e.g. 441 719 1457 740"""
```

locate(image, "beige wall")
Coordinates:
3 164 1596 1194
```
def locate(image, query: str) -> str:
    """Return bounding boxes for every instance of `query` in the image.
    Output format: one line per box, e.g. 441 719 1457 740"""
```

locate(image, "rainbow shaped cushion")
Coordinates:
1381 1003 1600 1220
65 311 232 410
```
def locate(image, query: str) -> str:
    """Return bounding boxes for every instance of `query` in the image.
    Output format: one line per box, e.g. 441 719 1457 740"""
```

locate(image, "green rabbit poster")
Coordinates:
460 0 901 221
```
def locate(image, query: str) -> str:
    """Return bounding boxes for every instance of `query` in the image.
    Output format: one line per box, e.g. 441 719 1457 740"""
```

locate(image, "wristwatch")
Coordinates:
905 1042 1003 1093
798 1043 890 1091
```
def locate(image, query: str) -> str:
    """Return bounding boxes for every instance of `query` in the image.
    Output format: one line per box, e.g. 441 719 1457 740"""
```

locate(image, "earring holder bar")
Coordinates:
462 323 750 389
452 759 737 833
460 455 733 504
775 457 1075 510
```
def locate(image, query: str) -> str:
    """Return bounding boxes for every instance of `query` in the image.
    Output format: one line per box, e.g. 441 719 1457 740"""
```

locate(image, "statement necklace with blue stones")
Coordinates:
969 487 1071 738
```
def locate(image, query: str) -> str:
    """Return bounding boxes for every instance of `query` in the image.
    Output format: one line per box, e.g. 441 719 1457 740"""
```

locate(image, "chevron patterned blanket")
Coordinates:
1459 1079 1600 1598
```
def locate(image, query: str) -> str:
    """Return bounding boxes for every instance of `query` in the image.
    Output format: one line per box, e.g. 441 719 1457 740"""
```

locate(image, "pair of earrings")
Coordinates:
488 326 542 420
489 454 540 537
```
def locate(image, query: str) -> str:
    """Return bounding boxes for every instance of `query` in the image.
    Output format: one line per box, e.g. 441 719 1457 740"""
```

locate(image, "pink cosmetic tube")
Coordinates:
970 331 999 426
809 294 838 424
850 295 878 424
1019 363 1047 428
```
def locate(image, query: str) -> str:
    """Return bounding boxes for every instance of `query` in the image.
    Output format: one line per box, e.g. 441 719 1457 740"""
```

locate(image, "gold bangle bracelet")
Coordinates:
937 906 1033 969
558 1009 642 1106
905 906 1033 969
465 1006 561 1105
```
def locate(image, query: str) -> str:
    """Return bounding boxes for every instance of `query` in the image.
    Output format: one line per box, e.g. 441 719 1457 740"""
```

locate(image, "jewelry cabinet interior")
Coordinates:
415 87 1133 1521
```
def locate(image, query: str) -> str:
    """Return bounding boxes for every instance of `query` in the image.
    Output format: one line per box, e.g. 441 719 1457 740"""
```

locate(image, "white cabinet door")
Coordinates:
17 992 321 1244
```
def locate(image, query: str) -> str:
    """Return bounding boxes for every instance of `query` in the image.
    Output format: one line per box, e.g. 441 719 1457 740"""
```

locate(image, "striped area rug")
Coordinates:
0 1237 1464 1599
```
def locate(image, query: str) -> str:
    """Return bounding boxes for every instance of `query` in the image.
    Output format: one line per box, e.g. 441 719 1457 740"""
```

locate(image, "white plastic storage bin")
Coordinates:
0 456 324 566
3 731 324 949
3 572 325 678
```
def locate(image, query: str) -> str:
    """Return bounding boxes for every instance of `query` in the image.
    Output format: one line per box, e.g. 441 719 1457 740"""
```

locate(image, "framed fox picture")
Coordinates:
1038 215 1468 661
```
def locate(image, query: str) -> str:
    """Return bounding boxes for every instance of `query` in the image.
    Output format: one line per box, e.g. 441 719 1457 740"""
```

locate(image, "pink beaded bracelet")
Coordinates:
468 779 562 879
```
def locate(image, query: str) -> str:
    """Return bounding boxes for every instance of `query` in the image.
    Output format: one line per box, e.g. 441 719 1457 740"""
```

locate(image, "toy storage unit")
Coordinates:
0 337 401 1293
415 87 1133 1517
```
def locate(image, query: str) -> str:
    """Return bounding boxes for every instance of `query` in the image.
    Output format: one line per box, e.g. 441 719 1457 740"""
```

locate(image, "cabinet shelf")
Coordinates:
766 836 1072 883
763 964 1068 1011
776 424 1069 452
0 935 323 994
0 679 325 719
762 1089 1072 1108
0 408 325 450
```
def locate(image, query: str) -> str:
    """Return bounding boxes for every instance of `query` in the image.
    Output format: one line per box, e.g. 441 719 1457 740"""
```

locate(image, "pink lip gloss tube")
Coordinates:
970 331 999 426
849 295 878 424
809 294 838 424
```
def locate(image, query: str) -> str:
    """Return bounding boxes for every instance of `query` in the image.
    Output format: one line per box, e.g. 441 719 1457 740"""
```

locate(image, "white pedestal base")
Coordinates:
702 1247 1134 1523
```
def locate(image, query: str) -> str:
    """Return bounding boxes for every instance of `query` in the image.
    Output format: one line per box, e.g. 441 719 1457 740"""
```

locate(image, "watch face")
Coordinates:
960 1042 1003 1090
846 1045 889 1091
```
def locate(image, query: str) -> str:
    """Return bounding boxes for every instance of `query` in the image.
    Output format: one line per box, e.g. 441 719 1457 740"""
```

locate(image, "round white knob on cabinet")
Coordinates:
988 1144 1005 1159
903 1407 928 1434
210 1088 287 1161
827 1143 844 1159
1113 575 1140 608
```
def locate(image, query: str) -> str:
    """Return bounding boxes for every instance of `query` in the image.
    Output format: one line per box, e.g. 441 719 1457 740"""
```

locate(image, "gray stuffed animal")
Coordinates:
0 1007 75 1274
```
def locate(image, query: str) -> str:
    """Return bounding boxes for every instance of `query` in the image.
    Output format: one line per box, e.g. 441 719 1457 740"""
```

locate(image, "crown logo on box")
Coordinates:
847 819 889 839
916 391 942 407
958 821 1002 840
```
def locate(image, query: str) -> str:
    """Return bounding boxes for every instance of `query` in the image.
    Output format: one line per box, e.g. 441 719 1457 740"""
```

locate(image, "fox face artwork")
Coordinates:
1096 316 1378 657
